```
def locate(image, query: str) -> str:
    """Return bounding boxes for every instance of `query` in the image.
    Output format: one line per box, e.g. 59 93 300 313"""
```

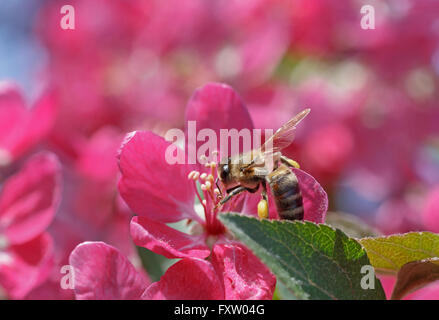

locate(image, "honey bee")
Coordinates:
216 109 310 220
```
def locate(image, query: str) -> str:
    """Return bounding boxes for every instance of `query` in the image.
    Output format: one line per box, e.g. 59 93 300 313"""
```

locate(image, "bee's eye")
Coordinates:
220 165 229 180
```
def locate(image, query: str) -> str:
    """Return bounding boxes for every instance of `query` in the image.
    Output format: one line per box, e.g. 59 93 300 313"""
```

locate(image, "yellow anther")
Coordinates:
200 173 207 180
207 174 214 182
204 181 211 190
257 199 268 219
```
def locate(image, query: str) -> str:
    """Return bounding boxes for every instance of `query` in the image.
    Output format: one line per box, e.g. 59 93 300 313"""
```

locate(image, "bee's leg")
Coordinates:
258 180 269 219
280 155 300 169
219 186 247 206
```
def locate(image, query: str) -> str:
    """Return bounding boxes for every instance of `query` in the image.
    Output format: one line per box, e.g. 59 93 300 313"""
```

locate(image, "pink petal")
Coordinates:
406 281 439 300
142 258 224 300
24 277 75 300
118 131 198 222
0 152 61 244
0 82 27 164
292 168 328 223
185 83 254 163
0 232 54 299
238 22 288 85
210 243 276 300
13 90 57 159
69 242 148 300
377 275 395 300
131 216 210 259
76 127 122 184
0 83 56 162
243 168 328 223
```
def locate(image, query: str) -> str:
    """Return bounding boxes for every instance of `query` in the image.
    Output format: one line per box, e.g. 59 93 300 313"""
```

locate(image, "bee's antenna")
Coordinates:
215 177 223 198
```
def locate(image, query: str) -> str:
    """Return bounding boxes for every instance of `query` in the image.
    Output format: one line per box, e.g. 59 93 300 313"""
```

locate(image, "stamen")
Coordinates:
186 155 233 237
191 180 206 213
210 162 217 178
187 170 200 180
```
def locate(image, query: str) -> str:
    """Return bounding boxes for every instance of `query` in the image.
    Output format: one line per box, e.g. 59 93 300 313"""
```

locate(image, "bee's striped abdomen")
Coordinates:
267 165 304 220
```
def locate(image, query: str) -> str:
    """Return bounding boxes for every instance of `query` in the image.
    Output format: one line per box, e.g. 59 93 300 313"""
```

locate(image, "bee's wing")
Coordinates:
260 108 310 154
249 109 310 174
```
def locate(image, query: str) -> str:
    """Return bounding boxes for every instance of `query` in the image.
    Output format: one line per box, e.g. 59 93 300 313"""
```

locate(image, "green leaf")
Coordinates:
359 232 439 274
359 232 439 299
275 281 299 300
219 213 386 300
137 246 177 282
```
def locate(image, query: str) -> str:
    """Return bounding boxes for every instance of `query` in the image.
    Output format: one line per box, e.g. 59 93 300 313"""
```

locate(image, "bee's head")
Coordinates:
217 157 231 183
218 164 229 182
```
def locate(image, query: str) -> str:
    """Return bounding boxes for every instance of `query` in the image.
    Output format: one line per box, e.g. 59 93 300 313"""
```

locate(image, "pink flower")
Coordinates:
69 241 223 300
74 127 126 227
0 82 56 166
372 185 439 237
25 128 141 299
0 152 61 299
35 0 293 148
287 0 358 56
69 241 278 300
69 242 149 300
117 83 328 299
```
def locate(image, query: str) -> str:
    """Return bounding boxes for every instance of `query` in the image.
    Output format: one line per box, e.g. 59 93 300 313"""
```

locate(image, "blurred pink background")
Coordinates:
0 0 438 299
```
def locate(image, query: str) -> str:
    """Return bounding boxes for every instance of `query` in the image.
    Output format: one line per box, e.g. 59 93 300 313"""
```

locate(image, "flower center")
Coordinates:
187 159 237 236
